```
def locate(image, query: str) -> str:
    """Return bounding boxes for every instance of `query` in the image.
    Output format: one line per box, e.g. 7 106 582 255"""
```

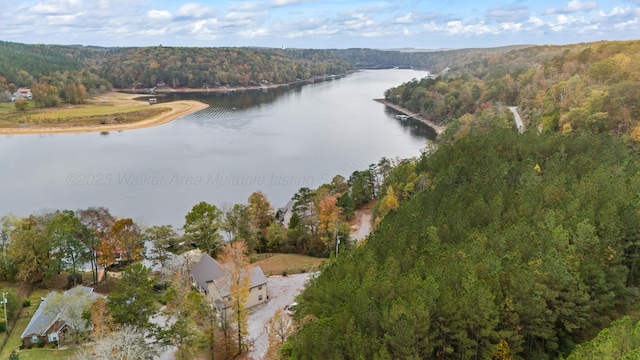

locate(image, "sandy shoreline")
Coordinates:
0 93 209 136
374 98 447 135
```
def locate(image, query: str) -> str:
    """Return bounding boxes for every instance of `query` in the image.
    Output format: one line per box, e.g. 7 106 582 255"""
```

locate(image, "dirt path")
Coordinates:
0 92 208 135
350 208 374 243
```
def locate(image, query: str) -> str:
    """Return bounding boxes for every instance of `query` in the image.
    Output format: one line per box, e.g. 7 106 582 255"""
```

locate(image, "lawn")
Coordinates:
253 253 326 276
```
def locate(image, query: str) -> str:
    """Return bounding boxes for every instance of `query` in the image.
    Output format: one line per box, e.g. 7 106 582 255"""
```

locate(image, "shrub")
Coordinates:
0 321 6 332
19 343 25 350
22 299 30 307
37 340 45 348
301 269 306 273
282 271 288 277
14 98 28 111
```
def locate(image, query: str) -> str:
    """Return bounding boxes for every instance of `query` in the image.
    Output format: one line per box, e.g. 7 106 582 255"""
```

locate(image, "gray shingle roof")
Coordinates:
191 253 268 297
21 286 101 339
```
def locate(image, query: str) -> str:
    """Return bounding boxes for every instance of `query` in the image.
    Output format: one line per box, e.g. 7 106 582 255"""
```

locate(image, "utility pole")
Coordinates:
335 220 340 256
1 292 7 334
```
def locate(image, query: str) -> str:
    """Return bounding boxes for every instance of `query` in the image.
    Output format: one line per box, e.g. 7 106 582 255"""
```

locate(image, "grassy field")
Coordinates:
0 102 36 115
0 94 170 128
253 253 326 276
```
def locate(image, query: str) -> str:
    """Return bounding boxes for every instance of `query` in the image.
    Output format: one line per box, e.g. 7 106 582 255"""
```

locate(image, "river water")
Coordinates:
0 69 436 228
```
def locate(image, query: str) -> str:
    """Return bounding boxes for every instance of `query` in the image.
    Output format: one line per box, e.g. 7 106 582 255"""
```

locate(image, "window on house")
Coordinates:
258 285 262 290
258 295 263 301
31 335 38 344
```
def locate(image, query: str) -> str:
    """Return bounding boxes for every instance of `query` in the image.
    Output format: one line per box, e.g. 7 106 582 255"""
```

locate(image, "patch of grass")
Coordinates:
12 348 76 360
0 315 31 358
253 253 326 276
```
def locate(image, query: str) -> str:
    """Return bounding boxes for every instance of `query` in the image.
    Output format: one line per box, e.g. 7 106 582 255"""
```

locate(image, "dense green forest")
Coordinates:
286 130 640 359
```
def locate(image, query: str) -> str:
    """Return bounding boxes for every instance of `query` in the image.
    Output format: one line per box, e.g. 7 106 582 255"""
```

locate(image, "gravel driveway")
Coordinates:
246 273 312 359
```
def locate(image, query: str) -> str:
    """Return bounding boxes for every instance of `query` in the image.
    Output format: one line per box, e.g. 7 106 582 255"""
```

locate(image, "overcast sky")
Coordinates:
1 0 639 49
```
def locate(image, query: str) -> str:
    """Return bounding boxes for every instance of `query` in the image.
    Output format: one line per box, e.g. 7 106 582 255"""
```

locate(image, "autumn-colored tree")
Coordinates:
110 218 143 264
163 267 205 360
493 339 513 360
375 185 399 225
248 191 274 252
14 98 28 111
89 297 117 340
266 309 293 359
7 215 52 283
77 207 114 284
218 241 251 353
31 82 59 107
317 194 340 247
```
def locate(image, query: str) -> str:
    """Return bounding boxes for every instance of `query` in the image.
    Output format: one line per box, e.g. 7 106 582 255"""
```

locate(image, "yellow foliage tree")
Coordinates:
266 309 293 359
219 240 251 354
317 194 340 247
375 185 400 225
493 339 513 360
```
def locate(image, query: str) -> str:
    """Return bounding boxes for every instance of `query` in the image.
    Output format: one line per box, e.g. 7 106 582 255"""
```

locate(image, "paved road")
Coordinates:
508 106 524 133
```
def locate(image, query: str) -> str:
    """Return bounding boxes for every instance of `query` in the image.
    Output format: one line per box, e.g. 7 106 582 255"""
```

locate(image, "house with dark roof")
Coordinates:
191 253 268 311
21 286 102 346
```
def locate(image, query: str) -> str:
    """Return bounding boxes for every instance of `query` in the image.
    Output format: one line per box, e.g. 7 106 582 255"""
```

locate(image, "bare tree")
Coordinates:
74 325 159 360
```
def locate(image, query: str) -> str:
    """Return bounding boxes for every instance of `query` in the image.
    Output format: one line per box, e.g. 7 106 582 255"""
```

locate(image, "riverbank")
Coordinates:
0 92 208 135
374 99 447 135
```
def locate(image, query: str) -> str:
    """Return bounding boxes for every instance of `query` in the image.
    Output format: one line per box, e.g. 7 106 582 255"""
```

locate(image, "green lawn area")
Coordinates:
0 101 35 115
253 253 326 276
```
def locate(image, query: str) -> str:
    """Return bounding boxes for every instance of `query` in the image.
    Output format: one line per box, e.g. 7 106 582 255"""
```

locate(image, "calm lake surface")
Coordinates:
0 69 436 228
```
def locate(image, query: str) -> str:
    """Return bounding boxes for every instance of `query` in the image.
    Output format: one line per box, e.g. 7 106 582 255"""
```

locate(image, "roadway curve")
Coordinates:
508 106 524 133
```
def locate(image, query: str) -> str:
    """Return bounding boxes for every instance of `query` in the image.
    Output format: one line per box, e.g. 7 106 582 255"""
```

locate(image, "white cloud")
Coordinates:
485 5 529 23
46 12 86 25
148 10 172 20
175 3 216 19
528 16 545 27
270 0 304 7
239 28 269 38
544 0 598 15
395 12 413 24
500 22 523 31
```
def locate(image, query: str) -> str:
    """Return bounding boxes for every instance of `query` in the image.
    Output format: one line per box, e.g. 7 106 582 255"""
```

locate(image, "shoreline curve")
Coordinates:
374 98 446 135
0 94 208 136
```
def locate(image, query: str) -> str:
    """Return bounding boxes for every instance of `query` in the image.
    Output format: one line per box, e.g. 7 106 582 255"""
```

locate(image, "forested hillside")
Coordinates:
0 41 353 96
383 40 640 143
286 130 640 359
98 47 352 88
328 45 531 70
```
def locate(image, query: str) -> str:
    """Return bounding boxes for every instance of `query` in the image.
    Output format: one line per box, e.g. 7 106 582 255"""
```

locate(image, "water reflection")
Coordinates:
1 69 437 227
